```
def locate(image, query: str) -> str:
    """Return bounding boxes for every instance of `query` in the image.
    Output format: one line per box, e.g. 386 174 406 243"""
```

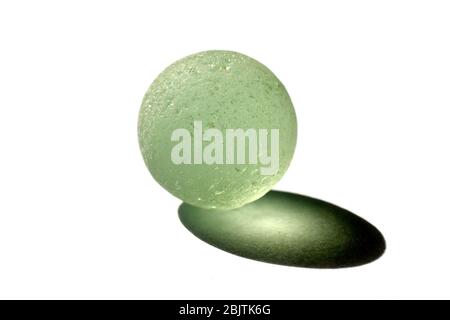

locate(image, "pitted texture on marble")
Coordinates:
138 51 297 209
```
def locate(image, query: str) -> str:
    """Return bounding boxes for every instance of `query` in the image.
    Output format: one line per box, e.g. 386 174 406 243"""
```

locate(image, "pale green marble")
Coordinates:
138 51 297 209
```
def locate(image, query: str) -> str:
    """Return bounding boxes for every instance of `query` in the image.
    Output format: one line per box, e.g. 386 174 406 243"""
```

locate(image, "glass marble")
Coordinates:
138 51 297 209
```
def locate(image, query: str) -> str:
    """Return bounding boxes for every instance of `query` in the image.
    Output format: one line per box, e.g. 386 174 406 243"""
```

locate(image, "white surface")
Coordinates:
0 0 449 299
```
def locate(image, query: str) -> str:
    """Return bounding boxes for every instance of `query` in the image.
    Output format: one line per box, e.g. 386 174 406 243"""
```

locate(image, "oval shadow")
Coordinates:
178 190 386 268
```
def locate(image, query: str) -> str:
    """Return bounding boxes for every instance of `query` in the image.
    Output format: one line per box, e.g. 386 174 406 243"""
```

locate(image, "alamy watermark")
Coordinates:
171 121 279 175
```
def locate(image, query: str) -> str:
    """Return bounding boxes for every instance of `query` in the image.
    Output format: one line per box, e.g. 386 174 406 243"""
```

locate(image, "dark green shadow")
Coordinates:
178 190 386 268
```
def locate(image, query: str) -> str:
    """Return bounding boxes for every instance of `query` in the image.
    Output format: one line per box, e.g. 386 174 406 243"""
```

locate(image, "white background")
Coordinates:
0 0 449 299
